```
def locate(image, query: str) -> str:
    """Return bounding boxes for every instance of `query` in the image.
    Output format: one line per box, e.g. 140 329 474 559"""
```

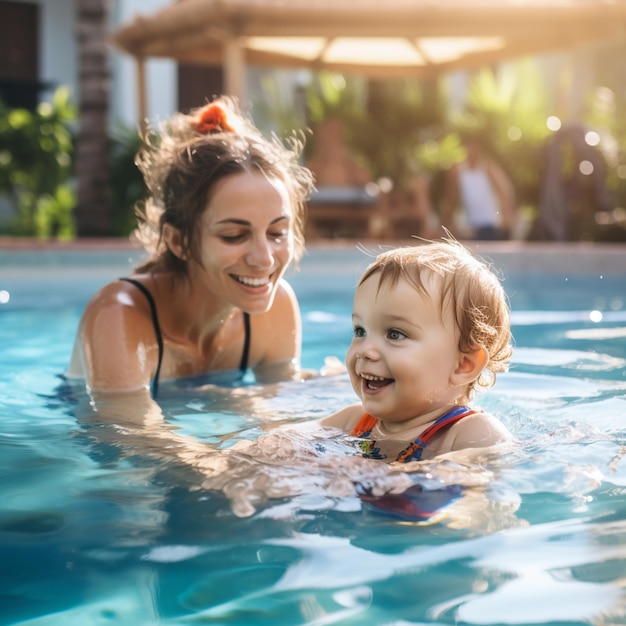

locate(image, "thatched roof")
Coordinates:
110 0 626 116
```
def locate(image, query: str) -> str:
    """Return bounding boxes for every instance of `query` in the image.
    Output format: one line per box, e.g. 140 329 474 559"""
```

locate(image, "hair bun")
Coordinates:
193 102 235 134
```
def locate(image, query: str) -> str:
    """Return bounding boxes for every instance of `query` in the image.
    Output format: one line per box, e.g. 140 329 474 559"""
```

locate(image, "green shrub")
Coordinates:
0 87 76 238
109 123 146 236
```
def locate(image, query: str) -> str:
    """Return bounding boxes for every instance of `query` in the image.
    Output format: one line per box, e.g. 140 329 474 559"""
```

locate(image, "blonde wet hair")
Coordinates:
133 95 314 276
359 239 513 397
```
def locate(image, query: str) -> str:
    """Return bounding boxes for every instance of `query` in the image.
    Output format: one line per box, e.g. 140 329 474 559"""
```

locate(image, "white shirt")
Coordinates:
457 164 502 228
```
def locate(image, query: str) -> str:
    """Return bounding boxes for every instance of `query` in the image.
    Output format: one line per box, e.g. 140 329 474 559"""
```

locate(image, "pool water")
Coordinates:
1 244 625 625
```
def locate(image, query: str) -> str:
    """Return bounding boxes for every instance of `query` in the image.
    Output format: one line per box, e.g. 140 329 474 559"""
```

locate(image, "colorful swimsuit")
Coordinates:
350 405 477 462
119 278 251 399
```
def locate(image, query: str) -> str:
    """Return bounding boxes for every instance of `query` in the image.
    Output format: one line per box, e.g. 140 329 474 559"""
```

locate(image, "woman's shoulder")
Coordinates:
80 276 157 332
252 279 299 327
73 276 165 391
245 279 301 380
274 279 298 305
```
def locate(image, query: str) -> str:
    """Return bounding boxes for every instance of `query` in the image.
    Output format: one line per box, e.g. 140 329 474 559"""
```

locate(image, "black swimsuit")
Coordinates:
120 278 251 398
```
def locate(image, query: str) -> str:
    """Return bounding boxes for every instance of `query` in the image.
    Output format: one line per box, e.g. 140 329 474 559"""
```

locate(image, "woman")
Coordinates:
67 96 315 399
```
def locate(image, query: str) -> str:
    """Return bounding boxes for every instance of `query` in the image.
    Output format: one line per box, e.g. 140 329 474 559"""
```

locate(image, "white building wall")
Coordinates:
110 0 177 129
40 0 76 100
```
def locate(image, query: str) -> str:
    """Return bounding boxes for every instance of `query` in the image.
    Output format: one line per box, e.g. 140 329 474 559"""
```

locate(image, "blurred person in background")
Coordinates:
535 123 614 241
440 134 517 241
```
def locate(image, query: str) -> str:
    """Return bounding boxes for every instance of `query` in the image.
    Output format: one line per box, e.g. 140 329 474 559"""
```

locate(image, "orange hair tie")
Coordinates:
193 103 235 134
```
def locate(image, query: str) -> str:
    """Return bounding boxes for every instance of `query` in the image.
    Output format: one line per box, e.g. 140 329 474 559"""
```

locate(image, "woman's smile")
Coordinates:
230 273 272 288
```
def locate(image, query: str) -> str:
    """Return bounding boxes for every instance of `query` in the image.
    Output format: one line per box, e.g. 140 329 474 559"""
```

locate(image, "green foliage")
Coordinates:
109 124 146 236
306 72 367 126
448 62 553 206
302 71 369 163
0 87 77 238
350 79 445 186
257 66 554 200
414 132 464 172
251 59 625 239
0 87 147 239
586 85 626 210
253 71 310 137
34 183 76 239
304 72 445 187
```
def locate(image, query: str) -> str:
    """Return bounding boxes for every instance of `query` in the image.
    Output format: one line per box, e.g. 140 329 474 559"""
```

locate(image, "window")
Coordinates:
0 1 41 109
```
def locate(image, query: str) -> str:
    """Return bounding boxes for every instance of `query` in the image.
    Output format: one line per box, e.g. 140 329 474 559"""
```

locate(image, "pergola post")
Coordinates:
135 56 147 131
223 37 246 103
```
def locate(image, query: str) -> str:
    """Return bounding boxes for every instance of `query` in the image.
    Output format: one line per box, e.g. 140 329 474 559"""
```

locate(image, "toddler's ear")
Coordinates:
450 347 488 385
162 224 188 261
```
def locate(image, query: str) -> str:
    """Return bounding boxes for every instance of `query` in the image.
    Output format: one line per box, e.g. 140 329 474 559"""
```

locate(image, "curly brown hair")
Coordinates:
132 96 314 276
359 239 513 398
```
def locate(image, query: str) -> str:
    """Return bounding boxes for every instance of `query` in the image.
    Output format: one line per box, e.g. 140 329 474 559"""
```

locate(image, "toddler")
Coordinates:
321 239 513 462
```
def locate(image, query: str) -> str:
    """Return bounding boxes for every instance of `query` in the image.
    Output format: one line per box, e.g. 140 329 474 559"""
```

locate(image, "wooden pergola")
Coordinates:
110 0 626 122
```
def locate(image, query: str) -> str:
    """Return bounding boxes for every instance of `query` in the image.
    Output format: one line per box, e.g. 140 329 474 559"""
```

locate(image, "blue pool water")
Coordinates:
1 243 625 625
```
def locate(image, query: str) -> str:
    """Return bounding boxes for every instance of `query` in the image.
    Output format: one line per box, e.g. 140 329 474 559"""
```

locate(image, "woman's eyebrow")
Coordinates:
214 218 250 226
214 215 290 226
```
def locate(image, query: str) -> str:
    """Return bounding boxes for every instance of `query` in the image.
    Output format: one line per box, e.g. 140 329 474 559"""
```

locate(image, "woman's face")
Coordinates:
191 169 295 314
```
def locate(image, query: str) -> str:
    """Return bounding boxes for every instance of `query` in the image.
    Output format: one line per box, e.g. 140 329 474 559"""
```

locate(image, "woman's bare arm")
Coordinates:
69 281 159 393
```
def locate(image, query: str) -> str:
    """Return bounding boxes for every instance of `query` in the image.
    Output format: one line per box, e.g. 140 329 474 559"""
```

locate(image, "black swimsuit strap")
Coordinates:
119 278 163 398
120 279 251 395
239 312 251 372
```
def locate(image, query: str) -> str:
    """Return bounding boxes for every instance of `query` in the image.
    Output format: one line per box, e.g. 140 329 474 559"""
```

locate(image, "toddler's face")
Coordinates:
346 273 464 431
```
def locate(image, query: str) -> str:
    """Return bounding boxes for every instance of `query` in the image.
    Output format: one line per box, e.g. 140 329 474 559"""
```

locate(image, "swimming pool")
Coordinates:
1 241 625 625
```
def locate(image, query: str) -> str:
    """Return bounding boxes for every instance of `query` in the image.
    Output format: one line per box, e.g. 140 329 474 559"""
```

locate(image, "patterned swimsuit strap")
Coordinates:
350 413 378 438
397 405 477 463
